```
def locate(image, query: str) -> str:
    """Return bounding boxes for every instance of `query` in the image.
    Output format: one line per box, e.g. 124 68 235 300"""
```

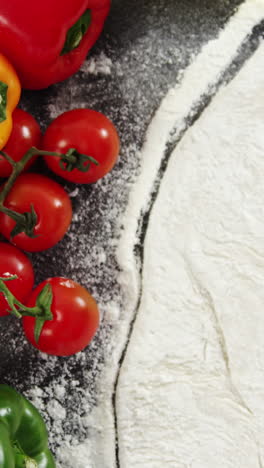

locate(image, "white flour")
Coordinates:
80 52 113 76
114 3 264 468
117 38 264 468
27 1 264 466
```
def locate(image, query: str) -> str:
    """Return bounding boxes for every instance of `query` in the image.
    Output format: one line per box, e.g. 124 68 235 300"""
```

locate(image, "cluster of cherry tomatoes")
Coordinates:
0 107 120 251
0 106 120 356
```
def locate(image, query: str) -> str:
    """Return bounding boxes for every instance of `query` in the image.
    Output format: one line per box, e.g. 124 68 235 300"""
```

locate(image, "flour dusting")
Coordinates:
80 52 113 76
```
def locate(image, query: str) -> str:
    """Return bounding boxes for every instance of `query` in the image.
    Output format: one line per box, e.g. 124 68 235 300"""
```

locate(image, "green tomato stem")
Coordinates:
0 276 53 341
0 147 67 237
0 276 51 318
0 146 99 237
0 147 60 203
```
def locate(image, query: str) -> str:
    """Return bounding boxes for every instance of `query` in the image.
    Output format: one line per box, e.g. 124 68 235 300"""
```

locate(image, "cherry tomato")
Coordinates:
0 173 72 252
0 108 41 178
41 109 120 184
0 242 34 316
22 277 100 356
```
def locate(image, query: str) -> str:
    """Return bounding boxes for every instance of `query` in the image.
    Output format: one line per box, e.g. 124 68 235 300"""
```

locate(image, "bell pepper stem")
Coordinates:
15 455 38 468
61 9 92 55
14 440 38 468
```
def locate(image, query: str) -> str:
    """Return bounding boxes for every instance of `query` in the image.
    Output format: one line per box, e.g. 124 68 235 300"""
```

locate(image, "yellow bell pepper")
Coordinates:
0 53 21 150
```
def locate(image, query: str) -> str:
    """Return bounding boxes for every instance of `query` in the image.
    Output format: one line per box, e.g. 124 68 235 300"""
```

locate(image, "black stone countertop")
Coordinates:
0 0 246 457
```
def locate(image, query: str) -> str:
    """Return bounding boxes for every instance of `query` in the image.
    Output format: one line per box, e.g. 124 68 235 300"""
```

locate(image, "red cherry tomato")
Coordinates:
0 173 72 252
0 242 34 316
22 277 100 356
41 109 120 184
0 108 41 178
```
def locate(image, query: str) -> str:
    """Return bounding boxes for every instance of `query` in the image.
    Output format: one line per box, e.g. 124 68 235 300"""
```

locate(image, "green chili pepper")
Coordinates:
0 384 56 467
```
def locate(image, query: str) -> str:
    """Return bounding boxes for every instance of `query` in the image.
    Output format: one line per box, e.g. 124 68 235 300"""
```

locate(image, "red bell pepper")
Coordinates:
0 0 110 90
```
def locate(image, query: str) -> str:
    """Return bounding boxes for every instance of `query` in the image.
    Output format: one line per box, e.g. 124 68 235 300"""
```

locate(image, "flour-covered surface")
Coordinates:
117 38 264 468
1 0 264 467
